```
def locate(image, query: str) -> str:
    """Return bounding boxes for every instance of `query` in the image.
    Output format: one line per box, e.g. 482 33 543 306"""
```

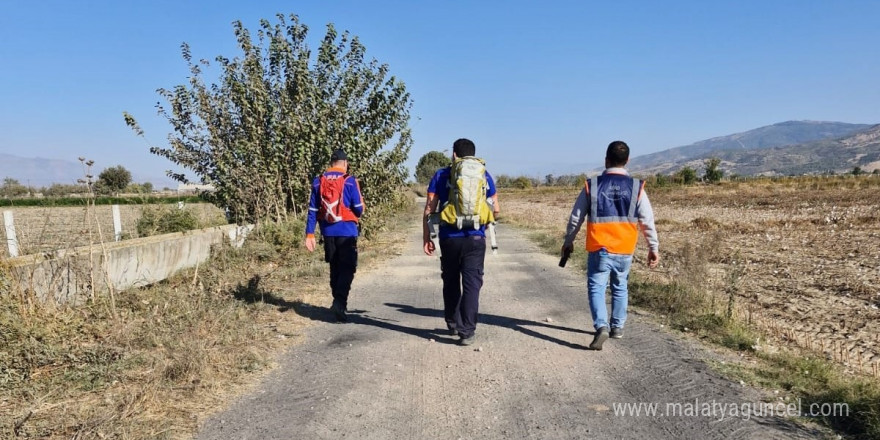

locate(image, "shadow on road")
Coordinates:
385 302 592 350
293 300 461 345
280 292 593 349
231 275 300 312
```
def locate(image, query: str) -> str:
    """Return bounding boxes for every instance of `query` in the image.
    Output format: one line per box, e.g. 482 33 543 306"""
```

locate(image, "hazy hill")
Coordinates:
0 153 175 188
0 153 84 186
628 121 874 175
700 124 880 176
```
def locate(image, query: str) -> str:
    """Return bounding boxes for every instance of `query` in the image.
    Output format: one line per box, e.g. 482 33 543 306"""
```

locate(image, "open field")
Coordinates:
500 177 880 378
1 203 227 258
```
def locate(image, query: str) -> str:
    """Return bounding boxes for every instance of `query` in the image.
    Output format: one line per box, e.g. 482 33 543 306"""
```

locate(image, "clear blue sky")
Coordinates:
2 1 879 186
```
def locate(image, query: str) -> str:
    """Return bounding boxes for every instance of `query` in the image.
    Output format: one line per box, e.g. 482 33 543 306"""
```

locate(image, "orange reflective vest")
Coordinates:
585 174 644 254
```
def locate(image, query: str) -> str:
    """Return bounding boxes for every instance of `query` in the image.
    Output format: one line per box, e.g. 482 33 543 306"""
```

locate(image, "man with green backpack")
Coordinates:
422 138 500 346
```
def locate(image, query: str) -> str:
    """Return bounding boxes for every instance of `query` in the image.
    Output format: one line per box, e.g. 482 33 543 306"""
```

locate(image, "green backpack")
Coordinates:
439 156 495 229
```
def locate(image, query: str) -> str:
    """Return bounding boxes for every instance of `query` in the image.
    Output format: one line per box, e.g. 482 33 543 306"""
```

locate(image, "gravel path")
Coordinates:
197 222 824 440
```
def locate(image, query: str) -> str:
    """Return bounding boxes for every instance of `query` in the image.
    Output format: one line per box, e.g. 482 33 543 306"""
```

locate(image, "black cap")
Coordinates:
331 149 348 162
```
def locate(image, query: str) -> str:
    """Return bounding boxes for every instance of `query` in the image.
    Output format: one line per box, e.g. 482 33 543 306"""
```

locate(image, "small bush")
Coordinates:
240 218 307 261
137 206 200 237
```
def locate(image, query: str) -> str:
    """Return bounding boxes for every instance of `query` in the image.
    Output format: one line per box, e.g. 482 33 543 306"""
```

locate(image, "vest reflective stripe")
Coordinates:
585 175 642 254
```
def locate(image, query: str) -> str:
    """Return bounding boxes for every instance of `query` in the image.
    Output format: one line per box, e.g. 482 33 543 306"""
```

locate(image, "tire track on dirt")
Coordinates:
197 221 828 439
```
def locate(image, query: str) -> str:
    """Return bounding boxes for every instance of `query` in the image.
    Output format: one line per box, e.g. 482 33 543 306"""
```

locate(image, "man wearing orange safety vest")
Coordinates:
305 149 365 323
561 141 660 350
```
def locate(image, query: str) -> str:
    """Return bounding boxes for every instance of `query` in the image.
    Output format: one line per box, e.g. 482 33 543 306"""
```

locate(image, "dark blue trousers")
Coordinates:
323 236 358 310
439 235 486 338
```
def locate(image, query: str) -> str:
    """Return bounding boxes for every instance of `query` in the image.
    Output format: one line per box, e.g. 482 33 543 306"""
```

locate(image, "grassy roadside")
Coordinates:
0 196 419 439
498 187 880 440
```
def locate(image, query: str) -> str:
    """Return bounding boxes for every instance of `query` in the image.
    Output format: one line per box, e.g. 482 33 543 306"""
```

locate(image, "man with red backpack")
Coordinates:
305 149 365 322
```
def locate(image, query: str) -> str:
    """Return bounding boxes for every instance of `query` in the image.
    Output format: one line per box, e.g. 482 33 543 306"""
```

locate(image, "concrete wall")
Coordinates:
4 224 252 304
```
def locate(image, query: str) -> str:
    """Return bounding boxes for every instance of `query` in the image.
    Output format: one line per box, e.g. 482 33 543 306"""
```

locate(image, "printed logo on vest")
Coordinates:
602 183 625 202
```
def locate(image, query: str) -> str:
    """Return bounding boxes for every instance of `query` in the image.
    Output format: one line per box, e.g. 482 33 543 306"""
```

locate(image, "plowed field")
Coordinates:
502 178 880 377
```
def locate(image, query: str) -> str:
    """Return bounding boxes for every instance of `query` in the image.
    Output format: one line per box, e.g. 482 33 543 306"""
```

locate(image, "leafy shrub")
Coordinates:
512 176 534 189
240 218 307 261
676 166 698 184
137 207 200 237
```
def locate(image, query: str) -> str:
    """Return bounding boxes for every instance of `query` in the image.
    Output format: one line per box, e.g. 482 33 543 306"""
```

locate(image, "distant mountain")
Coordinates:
628 121 875 175
699 124 880 176
0 153 176 188
0 153 84 186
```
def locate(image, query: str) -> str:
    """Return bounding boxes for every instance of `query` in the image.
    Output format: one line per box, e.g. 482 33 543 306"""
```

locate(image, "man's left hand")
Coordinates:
646 250 660 268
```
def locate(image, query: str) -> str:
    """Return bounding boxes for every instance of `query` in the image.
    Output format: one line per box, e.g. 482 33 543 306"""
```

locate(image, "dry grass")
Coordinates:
0 203 227 258
498 177 880 439
0 198 418 438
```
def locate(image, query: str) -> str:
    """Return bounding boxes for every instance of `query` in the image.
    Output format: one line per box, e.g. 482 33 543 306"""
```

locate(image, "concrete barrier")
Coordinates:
4 224 253 304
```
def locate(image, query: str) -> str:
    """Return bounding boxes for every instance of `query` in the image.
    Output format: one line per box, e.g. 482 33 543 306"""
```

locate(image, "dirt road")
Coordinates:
197 223 823 439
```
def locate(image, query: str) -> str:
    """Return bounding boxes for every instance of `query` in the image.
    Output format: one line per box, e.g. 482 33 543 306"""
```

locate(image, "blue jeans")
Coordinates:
587 249 633 330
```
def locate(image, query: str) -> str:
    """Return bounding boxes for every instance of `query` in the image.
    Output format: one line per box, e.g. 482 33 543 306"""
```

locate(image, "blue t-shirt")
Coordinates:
427 166 496 239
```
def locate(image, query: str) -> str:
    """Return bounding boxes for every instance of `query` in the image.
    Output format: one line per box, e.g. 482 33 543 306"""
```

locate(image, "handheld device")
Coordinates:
488 222 498 255
559 247 572 267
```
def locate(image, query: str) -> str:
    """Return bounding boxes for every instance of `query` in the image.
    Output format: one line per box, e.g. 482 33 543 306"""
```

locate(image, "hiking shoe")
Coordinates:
610 327 624 339
331 303 348 323
589 327 609 350
459 334 476 346
447 323 458 336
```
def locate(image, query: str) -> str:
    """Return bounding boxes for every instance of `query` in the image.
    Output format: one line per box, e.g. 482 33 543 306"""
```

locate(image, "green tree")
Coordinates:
1 178 28 198
652 172 670 187
544 174 554 186
97 165 132 195
414 151 449 185
703 158 724 183
125 14 412 225
124 182 155 194
852 166 864 176
676 166 698 184
512 176 533 189
43 183 87 197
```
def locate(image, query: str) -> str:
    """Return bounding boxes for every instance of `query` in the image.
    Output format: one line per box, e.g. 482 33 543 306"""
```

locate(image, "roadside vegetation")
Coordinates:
2 11 418 438
499 174 880 440
0 194 417 438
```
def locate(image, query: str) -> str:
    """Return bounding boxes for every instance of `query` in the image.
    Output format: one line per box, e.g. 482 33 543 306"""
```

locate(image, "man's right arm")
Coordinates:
423 169 443 256
423 193 439 255
305 178 320 252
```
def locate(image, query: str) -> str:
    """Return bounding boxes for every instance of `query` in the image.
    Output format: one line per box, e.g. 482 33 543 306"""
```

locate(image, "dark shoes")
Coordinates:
446 322 458 336
589 327 610 350
610 327 624 339
330 302 348 323
459 334 476 346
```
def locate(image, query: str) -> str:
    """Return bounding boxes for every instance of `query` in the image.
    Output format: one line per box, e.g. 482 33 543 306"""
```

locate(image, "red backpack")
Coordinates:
318 174 358 223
